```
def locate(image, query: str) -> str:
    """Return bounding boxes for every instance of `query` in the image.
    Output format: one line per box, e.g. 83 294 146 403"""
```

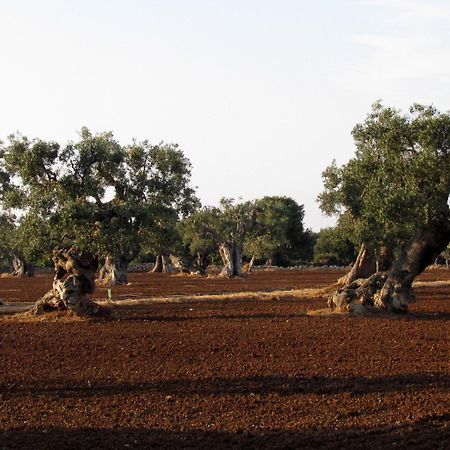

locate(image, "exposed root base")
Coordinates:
19 303 115 321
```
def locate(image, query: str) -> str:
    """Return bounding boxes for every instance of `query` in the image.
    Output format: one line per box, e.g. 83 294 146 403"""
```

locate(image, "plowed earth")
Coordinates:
1 268 449 449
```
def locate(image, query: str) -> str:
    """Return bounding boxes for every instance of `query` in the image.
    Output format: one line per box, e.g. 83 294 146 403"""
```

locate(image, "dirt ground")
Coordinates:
1 268 449 449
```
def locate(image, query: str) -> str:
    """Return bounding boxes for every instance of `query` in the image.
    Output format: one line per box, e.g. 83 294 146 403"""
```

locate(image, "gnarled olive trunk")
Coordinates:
97 255 131 286
152 254 173 273
30 248 101 316
168 253 210 275
11 254 33 277
219 241 242 277
329 221 450 313
337 243 376 286
375 226 450 312
169 254 192 273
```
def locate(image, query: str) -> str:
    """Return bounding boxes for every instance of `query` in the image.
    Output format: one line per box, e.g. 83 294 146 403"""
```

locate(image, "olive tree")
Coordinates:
319 103 450 313
244 196 311 267
0 129 198 315
178 199 256 277
177 207 222 274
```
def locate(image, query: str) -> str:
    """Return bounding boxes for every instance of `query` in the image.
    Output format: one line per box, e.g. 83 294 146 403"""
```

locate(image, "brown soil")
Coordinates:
1 268 449 449
0 268 346 303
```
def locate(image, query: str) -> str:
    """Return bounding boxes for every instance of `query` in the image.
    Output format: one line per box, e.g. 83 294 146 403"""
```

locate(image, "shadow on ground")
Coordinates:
2 415 450 450
2 373 449 399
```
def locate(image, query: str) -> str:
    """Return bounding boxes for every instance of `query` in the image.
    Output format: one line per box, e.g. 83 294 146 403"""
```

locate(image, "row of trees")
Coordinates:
1 101 448 315
0 129 316 314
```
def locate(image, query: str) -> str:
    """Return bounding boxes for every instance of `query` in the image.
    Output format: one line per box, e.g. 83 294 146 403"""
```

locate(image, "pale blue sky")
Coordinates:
1 0 449 230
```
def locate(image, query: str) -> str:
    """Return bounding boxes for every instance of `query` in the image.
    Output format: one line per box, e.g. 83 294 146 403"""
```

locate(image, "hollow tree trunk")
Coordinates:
97 255 130 286
337 243 376 286
162 255 172 272
30 247 101 317
152 254 173 273
219 242 242 277
11 254 33 277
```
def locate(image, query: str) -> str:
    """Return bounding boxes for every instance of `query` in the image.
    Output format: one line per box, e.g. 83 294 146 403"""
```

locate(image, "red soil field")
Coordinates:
1 268 449 449
0 268 347 304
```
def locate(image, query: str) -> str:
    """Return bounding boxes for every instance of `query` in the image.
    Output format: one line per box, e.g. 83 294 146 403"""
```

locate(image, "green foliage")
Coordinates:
177 206 221 257
177 198 255 266
313 226 357 266
318 102 450 254
0 129 199 264
178 196 312 267
244 196 312 265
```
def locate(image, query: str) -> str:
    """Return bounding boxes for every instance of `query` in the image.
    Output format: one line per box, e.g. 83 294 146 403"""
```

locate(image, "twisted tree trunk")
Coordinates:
97 255 131 286
337 243 376 286
30 248 101 316
219 242 242 277
375 227 450 312
11 254 33 277
329 221 450 313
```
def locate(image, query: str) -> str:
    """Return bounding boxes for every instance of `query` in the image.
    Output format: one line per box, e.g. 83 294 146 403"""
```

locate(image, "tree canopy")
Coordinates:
0 129 199 268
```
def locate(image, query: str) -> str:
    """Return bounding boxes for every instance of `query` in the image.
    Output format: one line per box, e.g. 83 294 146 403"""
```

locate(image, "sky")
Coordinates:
1 0 449 230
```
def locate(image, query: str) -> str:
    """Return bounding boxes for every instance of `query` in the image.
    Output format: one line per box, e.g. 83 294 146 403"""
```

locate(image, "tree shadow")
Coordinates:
2 373 449 399
2 415 449 449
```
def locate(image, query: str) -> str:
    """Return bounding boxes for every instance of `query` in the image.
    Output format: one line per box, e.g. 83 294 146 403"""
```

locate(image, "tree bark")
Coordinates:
337 243 376 286
376 245 393 272
219 242 242 277
11 254 33 277
97 255 130 286
30 247 101 316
